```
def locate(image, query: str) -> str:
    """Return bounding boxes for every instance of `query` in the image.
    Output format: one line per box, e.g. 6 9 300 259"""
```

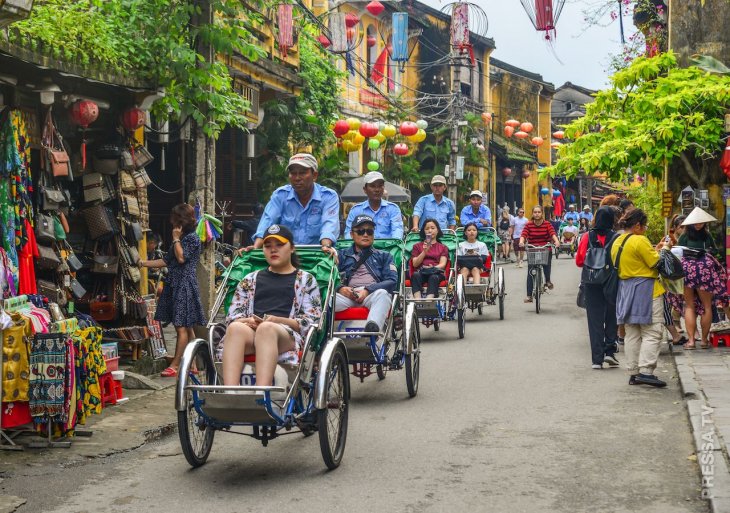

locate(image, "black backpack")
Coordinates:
581 231 622 286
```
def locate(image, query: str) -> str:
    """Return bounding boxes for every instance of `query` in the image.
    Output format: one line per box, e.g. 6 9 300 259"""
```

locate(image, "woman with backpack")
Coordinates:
576 207 620 369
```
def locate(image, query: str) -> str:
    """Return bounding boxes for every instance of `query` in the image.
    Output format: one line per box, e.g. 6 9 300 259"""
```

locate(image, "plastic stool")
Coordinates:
100 372 117 407
710 332 730 348
112 380 124 401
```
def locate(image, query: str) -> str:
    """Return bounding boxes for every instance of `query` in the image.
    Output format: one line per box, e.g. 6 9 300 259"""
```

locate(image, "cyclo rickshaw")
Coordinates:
333 238 422 397
455 227 506 320
403 230 467 339
555 222 577 258
175 246 350 470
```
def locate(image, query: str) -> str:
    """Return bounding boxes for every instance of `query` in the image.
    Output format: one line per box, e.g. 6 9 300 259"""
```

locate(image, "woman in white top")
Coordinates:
458 223 490 284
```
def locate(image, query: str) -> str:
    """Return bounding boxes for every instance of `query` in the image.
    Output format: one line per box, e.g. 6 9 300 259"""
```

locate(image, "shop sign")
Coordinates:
661 191 673 217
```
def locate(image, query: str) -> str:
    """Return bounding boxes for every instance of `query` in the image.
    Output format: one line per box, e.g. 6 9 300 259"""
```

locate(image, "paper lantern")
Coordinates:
359 122 379 138
367 35 377 47
368 139 381 150
122 107 145 132
520 122 534 133
541 187 550 195
502 167 512 177
394 143 409 156
514 131 529 140
69 100 99 128
550 142 562 149
481 112 492 124
504 126 515 138
570 195 575 203
352 133 366 145
552 130 565 139
374 132 386 144
342 130 355 141
345 13 359 27
399 121 418 136
333 120 350 138
413 128 426 143
553 189 561 197
382 124 397 138
416 119 428 130
531 136 544 147
522 170 531 179
367 161 380 171
317 34 331 48
366 0 385 16
505 119 520 128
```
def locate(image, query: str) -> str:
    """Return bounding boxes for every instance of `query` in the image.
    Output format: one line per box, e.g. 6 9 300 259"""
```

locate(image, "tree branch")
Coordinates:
679 151 701 187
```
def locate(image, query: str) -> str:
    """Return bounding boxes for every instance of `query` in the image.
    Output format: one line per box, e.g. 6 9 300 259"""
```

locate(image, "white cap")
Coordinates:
363 171 384 184
469 190 482 198
583 205 590 210
682 207 717 226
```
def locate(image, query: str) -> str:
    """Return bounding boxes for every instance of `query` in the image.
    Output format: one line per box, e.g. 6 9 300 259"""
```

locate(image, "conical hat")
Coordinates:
681 207 717 226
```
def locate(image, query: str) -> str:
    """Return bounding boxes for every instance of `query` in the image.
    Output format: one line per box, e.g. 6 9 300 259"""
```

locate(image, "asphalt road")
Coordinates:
7 258 708 513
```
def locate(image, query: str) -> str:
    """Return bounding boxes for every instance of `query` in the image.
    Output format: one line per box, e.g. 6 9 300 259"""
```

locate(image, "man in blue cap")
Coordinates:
345 171 404 239
411 174 456 231
253 153 339 255
336 214 398 333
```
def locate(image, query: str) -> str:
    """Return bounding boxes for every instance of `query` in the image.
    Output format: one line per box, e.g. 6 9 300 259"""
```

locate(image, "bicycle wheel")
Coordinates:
404 303 421 398
178 342 216 468
534 270 542 314
318 346 349 470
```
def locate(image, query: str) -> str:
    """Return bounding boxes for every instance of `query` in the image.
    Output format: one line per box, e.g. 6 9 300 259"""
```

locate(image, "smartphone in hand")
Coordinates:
252 314 265 323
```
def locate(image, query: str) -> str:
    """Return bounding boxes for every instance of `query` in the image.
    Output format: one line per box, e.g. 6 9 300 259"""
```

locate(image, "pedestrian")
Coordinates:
561 217 579 245
221 224 322 387
410 219 449 299
411 175 456 231
575 207 620 369
677 207 726 349
458 222 490 285
139 203 207 378
460 190 492 229
664 214 688 346
252 153 339 257
511 207 529 267
336 215 398 333
519 206 560 303
619 198 634 213
599 194 620 208
578 218 589 234
497 207 513 261
611 208 670 387
345 171 404 239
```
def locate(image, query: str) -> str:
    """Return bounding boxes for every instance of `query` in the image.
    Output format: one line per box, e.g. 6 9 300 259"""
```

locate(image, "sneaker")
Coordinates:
591 364 602 369
634 373 667 388
603 354 619 367
364 321 380 333
519 261 524 268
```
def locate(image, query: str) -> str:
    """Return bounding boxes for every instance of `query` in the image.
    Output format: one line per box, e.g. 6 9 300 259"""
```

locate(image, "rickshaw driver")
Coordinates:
336 215 399 333
249 153 339 257
459 190 492 229
411 175 456 232
345 171 404 239
561 217 579 244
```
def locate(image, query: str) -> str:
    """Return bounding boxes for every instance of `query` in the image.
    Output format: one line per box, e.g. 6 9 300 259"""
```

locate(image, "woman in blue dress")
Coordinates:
140 203 206 377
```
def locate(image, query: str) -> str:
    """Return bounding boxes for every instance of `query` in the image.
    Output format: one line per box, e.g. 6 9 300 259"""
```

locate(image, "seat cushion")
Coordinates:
334 307 370 321
405 279 447 287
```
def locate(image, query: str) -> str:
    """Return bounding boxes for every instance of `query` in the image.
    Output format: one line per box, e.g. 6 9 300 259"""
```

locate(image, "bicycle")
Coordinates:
526 244 553 314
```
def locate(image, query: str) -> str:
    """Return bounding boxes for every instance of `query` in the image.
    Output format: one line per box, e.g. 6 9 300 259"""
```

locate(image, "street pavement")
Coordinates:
1 257 709 513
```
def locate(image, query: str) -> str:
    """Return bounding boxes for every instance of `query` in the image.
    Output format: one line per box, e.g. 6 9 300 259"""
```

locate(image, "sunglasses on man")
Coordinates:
354 228 375 236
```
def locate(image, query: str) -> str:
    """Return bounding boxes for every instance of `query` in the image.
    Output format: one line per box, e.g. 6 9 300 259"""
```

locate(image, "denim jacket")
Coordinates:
337 245 398 294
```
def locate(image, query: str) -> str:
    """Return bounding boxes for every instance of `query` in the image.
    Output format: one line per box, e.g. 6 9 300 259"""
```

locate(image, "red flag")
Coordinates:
371 44 390 84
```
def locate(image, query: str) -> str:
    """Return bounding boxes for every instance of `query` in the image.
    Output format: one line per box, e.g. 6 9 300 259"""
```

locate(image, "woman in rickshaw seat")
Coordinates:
410 219 449 299
220 224 322 387
457 223 490 285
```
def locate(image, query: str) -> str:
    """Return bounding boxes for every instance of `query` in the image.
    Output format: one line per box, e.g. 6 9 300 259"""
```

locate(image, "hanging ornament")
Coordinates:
345 13 360 28
347 117 361 131
552 189 561 197
413 128 426 143
504 126 515 138
122 107 146 132
552 130 565 139
359 122 379 138
333 120 350 138
352 133 366 146
399 121 418 136
550 142 562 149
368 139 381 150
541 187 550 195
366 0 385 16
416 119 428 130
481 112 492 124
342 130 356 141
317 34 331 48
522 170 531 179
374 132 386 144
394 143 409 156
367 35 377 47
367 161 380 171
382 124 397 138
520 122 534 133
502 167 512 177
514 131 529 140
505 119 520 128
69 100 99 170
531 136 544 147
721 141 730 179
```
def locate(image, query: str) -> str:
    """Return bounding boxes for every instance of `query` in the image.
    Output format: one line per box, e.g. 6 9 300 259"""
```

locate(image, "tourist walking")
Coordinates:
497 207 513 261
511 207 529 267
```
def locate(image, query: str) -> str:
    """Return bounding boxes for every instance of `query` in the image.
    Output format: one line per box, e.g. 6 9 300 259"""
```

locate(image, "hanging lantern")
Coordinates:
366 0 385 16
504 126 515 138
502 167 512 177
570 195 576 203
391 12 409 62
342 130 356 141
399 121 418 136
552 130 565 139
413 128 427 143
122 107 146 132
367 35 377 47
514 131 529 140
505 119 520 128
347 117 361 130
359 122 379 138
333 120 350 138
552 189 561 197
541 187 550 195
367 161 380 171
394 143 409 156
481 112 492 124
317 34 331 48
721 141 730 179
531 136 544 147
550 142 562 149
522 170 531 179
352 133 366 146
520 122 534 133
345 13 359 28
69 100 99 170
382 124 397 138
416 119 428 130
277 4 294 57
368 139 381 150
374 132 386 144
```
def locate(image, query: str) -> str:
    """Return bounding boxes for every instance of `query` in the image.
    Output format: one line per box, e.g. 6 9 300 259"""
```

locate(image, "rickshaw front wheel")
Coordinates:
318 346 349 470
178 343 216 468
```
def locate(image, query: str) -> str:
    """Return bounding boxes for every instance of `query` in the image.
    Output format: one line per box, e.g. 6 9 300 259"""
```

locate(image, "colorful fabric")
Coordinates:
1 313 31 402
666 254 729 316
73 327 105 424
29 333 68 420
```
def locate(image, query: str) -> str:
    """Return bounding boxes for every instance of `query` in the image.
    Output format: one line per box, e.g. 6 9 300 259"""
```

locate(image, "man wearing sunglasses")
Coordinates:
345 171 404 240
336 215 398 333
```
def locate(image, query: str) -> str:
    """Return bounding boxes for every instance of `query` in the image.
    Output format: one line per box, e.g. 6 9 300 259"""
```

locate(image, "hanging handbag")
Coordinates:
35 213 57 244
132 168 152 188
123 262 141 283
82 172 115 203
90 300 117 321
121 194 141 218
69 278 87 300
40 187 67 211
53 215 66 240
121 149 135 170
92 242 120 274
36 245 61 270
119 170 136 192
83 205 118 240
92 156 120 175
37 279 67 306
66 251 83 273
50 149 71 178
41 109 71 178
133 145 154 169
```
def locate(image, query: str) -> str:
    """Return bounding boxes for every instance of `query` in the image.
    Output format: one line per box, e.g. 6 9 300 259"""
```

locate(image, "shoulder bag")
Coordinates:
36 245 61 270
83 205 119 240
40 187 67 211
92 241 120 275
35 213 57 244
657 249 684 280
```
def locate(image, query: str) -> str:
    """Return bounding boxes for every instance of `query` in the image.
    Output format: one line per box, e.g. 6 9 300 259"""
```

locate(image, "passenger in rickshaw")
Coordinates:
410 219 449 299
561 217 579 244
220 224 322 387
457 222 490 285
336 215 398 333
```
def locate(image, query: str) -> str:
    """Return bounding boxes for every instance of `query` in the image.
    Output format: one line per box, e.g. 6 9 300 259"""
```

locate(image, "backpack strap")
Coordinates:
612 234 633 270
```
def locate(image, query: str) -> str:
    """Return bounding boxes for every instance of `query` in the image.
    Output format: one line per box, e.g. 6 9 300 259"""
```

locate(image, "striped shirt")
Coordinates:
521 220 556 246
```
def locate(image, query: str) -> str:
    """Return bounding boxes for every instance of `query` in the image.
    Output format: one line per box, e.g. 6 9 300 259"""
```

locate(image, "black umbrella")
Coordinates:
340 176 411 203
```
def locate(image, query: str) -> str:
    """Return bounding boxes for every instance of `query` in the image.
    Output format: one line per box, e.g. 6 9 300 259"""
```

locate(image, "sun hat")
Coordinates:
431 175 446 185
681 207 717 226
583 205 590 210
263 224 294 244
363 171 385 184
469 190 482 198
286 153 318 172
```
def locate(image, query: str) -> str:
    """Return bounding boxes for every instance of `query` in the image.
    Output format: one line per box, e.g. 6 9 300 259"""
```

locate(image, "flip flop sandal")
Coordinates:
700 343 711 349
683 344 697 350
160 367 178 377
673 336 689 345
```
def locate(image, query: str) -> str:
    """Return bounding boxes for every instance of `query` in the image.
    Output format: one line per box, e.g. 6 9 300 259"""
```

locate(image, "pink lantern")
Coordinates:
550 142 562 149
367 35 377 47
504 126 515 138
399 121 418 137
366 0 385 16
552 130 565 139
345 13 359 28
514 131 529 140
481 112 492 124
502 167 512 177
333 120 350 138
394 143 409 156
317 34 331 48
531 136 544 147
522 170 531 179
359 122 379 138
520 122 534 133
505 119 520 128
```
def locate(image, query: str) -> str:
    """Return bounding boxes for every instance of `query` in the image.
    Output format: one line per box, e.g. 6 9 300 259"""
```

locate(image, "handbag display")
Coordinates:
53 215 67 240
41 109 71 178
36 245 61 270
121 194 141 218
123 263 141 283
93 156 120 175
40 187 67 211
90 300 117 321
133 145 154 169
69 278 87 300
119 170 136 192
132 168 152 188
49 149 70 177
82 205 119 240
82 172 115 203
121 149 135 171
37 279 67 306
35 213 57 244
92 242 120 274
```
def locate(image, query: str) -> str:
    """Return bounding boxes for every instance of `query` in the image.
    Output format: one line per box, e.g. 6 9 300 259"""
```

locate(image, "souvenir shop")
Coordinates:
0 52 165 449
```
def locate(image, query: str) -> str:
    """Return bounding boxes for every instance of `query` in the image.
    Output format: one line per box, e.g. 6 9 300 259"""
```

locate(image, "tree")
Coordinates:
543 52 730 189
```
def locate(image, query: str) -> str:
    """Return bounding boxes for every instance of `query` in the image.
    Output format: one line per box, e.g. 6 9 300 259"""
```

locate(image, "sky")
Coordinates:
421 0 629 91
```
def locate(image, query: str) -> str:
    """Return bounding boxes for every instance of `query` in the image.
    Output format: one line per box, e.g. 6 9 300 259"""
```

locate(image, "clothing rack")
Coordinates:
0 295 30 450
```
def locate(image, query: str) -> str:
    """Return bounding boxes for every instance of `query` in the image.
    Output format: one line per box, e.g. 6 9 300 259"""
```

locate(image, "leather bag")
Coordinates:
133 145 154 169
69 278 87 300
36 245 61 270
121 194 141 218
41 109 71 178
49 149 70 177
132 168 152 188
93 156 120 175
121 149 135 170
82 173 114 203
90 300 117 321
53 215 66 240
35 213 57 244
123 263 141 283
41 187 67 211
119 170 136 193
82 205 118 240
37 279 67 306
92 242 119 274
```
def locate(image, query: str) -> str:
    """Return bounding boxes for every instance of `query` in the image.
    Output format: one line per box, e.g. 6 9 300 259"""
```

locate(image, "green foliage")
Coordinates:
627 181 664 243
543 52 730 188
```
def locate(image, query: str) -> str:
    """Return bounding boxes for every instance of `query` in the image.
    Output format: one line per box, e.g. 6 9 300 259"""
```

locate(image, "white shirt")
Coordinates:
511 216 529 238
457 240 489 257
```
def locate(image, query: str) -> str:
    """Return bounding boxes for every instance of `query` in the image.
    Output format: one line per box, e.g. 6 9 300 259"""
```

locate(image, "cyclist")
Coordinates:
519 205 560 303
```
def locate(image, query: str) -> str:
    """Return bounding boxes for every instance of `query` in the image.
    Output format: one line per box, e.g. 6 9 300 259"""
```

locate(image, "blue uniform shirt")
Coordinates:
345 200 404 239
413 194 456 230
460 205 492 229
255 183 340 244
579 211 594 223
564 211 580 223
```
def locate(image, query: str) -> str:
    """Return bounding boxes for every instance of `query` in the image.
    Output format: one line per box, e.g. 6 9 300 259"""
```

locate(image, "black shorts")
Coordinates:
458 255 485 271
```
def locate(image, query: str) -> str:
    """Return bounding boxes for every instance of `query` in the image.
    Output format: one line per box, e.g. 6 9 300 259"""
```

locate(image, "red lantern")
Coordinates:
520 122 534 133
367 35 377 47
394 143 409 156
359 122 379 138
333 120 351 138
552 130 565 139
366 0 385 16
481 112 492 124
531 136 544 147
69 100 99 128
514 131 529 140
502 167 512 177
505 119 520 128
317 34 331 48
345 13 359 28
721 142 730 179
522 170 531 179
122 107 146 132
399 121 418 137
504 126 515 138
550 142 562 149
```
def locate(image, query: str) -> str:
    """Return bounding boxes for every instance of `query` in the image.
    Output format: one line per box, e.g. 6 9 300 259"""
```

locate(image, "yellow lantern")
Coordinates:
346 117 361 131
381 124 397 138
374 132 386 144
352 133 366 146
413 128 426 143
342 130 355 141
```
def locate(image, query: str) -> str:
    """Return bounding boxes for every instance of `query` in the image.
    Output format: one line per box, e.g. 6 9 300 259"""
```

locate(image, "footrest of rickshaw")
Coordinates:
415 303 440 317
197 390 283 424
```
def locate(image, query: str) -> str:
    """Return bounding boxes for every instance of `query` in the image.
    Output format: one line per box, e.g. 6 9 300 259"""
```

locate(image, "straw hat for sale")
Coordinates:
681 207 717 226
